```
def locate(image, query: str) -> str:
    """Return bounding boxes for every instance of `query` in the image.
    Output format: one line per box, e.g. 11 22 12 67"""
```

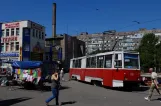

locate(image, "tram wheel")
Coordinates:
91 80 102 87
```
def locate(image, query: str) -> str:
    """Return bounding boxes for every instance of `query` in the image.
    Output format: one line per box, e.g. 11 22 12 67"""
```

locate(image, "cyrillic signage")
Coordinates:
0 53 19 57
5 22 20 28
1 36 18 43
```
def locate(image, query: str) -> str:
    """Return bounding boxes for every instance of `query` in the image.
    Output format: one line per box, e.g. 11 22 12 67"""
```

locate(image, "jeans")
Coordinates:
46 88 59 104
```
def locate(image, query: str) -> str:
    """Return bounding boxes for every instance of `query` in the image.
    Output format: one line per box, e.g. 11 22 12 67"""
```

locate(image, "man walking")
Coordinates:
144 68 160 101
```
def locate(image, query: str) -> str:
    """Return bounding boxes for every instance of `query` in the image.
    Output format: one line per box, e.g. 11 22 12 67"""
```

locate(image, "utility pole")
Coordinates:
73 38 75 58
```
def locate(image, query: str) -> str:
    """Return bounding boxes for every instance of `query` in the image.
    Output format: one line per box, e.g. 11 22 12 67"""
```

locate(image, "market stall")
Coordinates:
12 61 43 89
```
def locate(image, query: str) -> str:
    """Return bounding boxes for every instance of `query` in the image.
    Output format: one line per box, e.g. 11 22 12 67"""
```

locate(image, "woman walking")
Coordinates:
45 70 59 106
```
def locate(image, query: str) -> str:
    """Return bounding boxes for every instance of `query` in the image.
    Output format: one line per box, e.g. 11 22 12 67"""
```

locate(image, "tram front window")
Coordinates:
124 53 139 69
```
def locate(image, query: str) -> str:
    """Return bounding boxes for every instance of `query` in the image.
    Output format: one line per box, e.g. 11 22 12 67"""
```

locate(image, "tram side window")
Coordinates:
86 58 90 68
75 60 80 68
104 55 112 68
114 54 122 68
97 56 104 68
72 60 76 68
77 59 81 68
91 57 96 68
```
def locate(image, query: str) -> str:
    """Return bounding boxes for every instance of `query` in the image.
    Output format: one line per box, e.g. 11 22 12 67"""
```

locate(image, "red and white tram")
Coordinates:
69 51 141 88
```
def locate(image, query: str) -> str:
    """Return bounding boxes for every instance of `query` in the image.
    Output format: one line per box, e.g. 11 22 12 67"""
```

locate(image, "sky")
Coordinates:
0 0 161 36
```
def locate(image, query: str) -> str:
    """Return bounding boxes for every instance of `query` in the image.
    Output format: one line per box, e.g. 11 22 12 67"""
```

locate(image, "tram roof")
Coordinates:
71 51 139 60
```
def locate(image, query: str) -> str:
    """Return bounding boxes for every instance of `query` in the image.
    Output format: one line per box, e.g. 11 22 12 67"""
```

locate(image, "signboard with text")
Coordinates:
0 52 19 57
1 36 18 43
5 22 20 28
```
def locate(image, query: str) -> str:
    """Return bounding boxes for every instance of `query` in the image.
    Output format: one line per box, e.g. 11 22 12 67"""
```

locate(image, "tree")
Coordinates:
138 33 159 72
155 42 161 72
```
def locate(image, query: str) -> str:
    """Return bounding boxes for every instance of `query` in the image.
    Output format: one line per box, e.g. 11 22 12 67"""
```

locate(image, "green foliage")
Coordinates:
138 33 161 72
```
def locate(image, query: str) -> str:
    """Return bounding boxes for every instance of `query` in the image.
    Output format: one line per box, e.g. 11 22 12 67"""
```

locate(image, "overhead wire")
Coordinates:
55 0 161 33
117 18 161 31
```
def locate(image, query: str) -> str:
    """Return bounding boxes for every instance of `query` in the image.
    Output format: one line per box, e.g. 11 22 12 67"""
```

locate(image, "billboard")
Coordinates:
22 28 31 61
30 42 43 61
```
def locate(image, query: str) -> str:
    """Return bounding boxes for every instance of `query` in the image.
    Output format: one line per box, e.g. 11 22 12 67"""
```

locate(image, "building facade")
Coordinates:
45 34 85 70
76 29 161 54
0 20 45 70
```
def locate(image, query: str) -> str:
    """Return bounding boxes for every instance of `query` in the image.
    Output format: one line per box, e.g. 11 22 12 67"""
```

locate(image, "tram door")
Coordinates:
112 53 124 87
81 58 86 81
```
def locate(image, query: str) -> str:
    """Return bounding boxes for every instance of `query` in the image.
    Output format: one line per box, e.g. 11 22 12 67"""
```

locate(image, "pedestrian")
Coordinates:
6 71 14 90
60 68 64 81
144 68 160 101
45 70 59 106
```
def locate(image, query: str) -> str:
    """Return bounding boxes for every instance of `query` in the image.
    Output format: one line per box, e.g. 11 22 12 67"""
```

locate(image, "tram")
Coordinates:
69 51 141 88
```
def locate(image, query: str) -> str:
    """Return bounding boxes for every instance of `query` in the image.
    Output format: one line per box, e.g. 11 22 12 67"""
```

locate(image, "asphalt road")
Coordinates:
0 74 161 106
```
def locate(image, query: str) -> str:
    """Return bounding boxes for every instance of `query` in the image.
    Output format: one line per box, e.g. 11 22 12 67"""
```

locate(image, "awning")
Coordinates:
12 61 43 69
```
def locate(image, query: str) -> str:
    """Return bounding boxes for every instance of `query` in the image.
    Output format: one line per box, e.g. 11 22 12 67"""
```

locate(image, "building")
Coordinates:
0 20 45 70
45 34 85 70
76 28 161 53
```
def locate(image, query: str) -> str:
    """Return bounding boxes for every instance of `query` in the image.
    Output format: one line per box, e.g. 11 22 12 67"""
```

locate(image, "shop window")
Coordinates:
16 28 19 36
6 29 9 36
6 43 9 51
1 43 4 52
10 42 14 51
16 42 19 51
11 29 14 36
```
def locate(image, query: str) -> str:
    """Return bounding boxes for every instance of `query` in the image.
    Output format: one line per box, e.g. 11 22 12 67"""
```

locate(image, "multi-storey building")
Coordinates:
76 29 161 54
0 20 45 70
45 34 85 70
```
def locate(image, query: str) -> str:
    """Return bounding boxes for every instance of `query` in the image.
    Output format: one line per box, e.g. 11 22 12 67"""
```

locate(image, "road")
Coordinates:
0 74 161 106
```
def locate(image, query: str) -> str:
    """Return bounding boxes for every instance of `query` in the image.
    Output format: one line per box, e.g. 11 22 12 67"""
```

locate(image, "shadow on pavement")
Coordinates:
0 97 32 106
18 85 70 92
73 80 149 92
151 98 161 101
104 86 149 92
61 101 77 105
49 101 76 106
41 85 70 91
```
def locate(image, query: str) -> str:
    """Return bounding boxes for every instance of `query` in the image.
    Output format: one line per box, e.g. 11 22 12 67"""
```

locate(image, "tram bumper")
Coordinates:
123 80 141 88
